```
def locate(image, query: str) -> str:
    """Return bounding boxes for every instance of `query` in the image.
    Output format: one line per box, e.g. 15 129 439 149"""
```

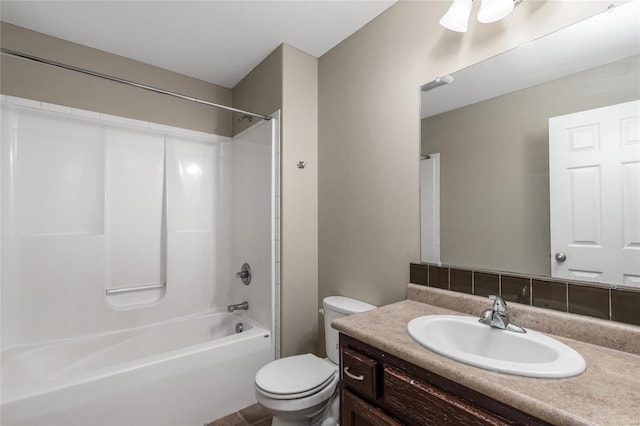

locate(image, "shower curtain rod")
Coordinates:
0 48 272 121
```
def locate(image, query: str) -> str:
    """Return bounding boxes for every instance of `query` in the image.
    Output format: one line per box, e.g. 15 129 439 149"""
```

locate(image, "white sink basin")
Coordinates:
407 315 586 378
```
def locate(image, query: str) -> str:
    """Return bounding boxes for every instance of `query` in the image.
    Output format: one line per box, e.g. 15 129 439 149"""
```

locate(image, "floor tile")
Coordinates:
251 419 272 426
205 412 247 426
239 403 271 424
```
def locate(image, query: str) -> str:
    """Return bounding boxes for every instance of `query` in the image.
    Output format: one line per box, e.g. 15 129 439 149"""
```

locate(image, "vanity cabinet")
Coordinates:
339 334 551 426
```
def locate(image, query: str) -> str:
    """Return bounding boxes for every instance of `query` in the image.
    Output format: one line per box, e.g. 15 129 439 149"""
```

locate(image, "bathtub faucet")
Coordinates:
227 301 249 312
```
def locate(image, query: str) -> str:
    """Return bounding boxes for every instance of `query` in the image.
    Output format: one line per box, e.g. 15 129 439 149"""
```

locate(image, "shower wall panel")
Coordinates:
230 117 276 341
1 106 107 346
106 128 165 307
165 137 232 313
13 109 105 235
0 99 232 348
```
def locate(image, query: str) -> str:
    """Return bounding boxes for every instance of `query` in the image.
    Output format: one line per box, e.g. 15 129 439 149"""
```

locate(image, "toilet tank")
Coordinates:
322 296 376 364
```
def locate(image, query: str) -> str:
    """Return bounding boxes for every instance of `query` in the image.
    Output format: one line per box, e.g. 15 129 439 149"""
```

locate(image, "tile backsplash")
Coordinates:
410 263 640 326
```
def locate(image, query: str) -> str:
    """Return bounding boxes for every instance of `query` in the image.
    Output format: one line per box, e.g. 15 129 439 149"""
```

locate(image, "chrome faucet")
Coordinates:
478 295 526 333
227 301 249 312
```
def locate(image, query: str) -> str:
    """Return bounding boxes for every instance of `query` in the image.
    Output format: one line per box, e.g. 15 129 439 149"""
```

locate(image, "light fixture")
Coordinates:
439 0 473 33
477 0 515 23
440 0 521 32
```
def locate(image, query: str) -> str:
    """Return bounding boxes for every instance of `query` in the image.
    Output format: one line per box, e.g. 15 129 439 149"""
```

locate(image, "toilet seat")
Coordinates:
255 354 337 400
256 374 336 400
255 373 339 419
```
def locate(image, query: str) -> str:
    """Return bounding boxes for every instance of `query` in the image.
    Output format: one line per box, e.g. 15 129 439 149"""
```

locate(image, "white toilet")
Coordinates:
255 296 376 426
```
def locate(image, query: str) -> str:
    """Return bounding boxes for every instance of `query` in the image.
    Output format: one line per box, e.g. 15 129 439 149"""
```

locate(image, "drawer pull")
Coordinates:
344 367 365 381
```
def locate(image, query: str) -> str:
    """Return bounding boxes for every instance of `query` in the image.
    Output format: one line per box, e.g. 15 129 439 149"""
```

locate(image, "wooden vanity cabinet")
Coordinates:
339 333 551 426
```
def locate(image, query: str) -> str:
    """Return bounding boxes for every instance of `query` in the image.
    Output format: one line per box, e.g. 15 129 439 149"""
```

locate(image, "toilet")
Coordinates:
255 296 376 426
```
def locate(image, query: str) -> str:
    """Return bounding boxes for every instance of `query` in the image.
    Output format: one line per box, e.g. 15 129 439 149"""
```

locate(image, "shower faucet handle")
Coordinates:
235 263 251 285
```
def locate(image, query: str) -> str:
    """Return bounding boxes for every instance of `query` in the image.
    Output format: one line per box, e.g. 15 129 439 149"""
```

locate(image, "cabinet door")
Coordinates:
342 389 402 426
384 366 508 426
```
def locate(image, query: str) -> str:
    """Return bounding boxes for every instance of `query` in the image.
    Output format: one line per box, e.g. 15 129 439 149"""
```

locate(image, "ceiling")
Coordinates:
0 0 396 88
421 1 640 118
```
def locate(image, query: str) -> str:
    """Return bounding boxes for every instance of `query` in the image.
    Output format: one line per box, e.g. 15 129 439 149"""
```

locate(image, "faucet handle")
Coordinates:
488 295 507 313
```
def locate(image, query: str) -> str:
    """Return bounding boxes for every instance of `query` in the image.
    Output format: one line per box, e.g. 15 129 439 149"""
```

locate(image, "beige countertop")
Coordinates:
332 287 640 426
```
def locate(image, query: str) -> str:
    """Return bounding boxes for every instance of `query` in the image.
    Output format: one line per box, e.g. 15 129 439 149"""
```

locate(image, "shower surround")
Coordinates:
0 96 279 425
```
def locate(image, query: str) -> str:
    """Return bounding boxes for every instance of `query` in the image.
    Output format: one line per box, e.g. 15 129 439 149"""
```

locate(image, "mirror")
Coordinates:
420 2 640 289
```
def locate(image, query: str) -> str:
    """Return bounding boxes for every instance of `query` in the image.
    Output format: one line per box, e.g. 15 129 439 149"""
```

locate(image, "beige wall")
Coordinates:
232 46 283 136
318 1 608 354
280 45 319 356
1 22 232 136
232 44 318 356
422 55 640 277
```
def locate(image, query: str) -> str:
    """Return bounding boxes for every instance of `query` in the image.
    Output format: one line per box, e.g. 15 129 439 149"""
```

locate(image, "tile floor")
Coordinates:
205 403 272 426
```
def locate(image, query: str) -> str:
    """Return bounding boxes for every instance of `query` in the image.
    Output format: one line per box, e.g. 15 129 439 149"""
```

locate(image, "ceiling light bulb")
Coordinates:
439 0 473 33
477 0 515 23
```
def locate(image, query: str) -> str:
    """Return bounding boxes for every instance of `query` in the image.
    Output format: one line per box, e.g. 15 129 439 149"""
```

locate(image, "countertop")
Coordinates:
331 286 640 426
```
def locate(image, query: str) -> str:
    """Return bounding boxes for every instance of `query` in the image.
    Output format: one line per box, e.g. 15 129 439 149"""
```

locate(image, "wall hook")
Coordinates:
297 161 307 169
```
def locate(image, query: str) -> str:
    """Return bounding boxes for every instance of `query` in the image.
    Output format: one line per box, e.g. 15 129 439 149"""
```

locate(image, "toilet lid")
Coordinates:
255 354 336 396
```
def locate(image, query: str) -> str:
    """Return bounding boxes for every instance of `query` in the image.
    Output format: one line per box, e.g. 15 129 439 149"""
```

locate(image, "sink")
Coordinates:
407 315 586 378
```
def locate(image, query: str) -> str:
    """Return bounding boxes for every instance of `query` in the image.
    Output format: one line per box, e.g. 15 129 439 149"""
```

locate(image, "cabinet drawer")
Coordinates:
341 347 378 399
383 366 508 426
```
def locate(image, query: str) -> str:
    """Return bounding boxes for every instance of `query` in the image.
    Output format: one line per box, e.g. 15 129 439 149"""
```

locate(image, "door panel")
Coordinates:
549 100 640 287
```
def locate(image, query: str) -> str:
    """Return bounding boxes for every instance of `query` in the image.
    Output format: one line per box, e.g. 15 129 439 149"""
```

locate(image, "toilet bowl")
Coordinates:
255 355 339 426
255 296 375 426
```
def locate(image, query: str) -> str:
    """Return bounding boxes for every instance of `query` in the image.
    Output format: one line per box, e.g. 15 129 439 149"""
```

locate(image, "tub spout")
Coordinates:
227 301 249 312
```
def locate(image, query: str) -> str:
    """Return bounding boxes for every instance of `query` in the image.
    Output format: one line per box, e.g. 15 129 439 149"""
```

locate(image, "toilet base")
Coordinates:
271 394 340 426
270 421 341 426
315 391 339 426
270 419 340 426
263 386 340 426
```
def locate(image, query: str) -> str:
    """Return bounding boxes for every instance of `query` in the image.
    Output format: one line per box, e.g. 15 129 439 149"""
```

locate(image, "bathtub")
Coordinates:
0 311 273 426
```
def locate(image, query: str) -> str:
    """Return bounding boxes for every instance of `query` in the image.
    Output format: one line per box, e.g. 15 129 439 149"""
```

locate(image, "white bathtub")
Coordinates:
0 311 273 426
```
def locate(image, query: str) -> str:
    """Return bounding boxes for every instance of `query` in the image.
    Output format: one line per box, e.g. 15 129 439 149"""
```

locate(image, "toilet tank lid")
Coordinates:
323 296 376 315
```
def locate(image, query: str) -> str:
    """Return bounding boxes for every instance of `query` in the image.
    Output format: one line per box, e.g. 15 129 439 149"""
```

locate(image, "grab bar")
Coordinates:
105 282 166 296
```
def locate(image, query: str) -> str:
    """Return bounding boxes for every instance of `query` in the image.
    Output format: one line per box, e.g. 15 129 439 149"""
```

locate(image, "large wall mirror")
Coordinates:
420 1 640 289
